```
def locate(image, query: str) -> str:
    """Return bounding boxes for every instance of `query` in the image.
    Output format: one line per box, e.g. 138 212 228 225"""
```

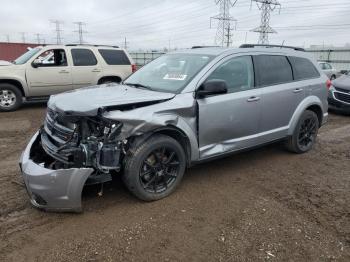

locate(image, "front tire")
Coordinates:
123 134 186 201
0 84 22 112
286 110 319 154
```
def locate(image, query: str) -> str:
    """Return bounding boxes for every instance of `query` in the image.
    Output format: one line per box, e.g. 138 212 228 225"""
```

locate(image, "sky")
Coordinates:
0 0 349 50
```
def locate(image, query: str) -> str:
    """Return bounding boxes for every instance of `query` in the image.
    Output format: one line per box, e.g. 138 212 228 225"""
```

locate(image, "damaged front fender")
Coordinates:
19 132 94 212
102 93 200 161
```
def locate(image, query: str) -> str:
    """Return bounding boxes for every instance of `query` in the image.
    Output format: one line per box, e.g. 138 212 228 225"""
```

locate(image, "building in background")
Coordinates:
0 42 38 61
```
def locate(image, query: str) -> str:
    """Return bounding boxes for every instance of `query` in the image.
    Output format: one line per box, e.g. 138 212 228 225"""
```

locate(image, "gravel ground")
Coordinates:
0 104 349 262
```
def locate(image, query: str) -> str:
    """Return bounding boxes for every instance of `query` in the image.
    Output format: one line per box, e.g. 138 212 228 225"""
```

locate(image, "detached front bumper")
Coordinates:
19 132 94 212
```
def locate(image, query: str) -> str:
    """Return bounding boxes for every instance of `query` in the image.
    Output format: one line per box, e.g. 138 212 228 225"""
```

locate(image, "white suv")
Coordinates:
0 45 136 111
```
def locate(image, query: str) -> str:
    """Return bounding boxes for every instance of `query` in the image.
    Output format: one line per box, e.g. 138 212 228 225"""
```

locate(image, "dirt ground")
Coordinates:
0 104 349 262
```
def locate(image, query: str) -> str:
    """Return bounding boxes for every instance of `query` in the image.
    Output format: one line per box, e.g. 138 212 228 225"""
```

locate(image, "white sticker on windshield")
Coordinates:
163 73 187 81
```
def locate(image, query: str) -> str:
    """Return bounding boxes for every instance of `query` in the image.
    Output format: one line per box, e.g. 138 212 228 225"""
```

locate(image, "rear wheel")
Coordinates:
123 134 186 201
286 110 319 153
330 75 336 80
0 84 22 112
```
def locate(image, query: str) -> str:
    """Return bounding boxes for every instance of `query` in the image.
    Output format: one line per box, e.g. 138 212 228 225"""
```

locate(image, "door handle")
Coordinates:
59 70 69 74
247 96 260 102
92 69 101 72
293 88 303 93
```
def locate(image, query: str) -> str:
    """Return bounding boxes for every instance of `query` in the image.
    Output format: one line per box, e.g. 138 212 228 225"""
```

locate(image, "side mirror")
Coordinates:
32 59 42 68
197 79 228 98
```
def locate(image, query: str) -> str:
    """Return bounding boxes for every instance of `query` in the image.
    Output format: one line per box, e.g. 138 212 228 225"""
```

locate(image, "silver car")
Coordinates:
19 44 329 212
318 62 338 80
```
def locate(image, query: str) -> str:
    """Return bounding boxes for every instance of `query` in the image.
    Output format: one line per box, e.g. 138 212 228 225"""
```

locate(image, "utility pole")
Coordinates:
50 20 64 44
124 37 129 49
210 0 237 47
20 32 26 43
251 0 281 44
74 22 87 44
224 24 233 47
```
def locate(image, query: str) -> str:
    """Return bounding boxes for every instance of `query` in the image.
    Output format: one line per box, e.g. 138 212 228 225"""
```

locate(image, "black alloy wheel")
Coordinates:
123 134 186 201
139 146 180 193
297 116 318 151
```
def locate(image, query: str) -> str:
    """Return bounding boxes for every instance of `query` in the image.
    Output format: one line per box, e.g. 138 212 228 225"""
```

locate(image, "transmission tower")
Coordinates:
251 0 281 44
50 20 64 44
35 33 44 44
210 0 238 47
74 22 87 44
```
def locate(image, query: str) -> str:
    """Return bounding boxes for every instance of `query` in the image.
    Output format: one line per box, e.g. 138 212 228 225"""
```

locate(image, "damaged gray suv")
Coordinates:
19 44 329 212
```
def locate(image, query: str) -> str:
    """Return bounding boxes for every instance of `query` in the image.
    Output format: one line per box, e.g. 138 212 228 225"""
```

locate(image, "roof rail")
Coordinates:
65 44 119 48
239 44 305 52
191 45 220 49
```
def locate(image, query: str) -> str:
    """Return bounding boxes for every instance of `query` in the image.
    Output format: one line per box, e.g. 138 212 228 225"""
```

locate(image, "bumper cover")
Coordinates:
19 132 94 212
328 97 350 113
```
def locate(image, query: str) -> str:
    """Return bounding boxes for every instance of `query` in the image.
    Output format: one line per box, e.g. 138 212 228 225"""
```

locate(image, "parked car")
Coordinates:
318 62 338 80
0 44 136 111
328 72 350 113
19 44 329 212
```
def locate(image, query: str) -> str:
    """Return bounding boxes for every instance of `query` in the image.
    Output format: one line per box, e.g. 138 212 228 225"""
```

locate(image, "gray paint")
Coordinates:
20 132 94 212
48 83 175 116
20 46 329 212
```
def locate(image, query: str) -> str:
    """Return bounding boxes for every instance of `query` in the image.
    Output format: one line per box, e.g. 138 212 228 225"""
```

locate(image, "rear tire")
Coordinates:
286 110 319 154
123 134 186 201
0 84 22 112
330 75 336 80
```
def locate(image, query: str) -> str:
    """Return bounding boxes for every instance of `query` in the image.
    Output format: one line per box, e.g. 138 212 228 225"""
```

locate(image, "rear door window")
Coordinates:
98 49 131 65
71 49 97 66
254 55 293 86
289 56 320 80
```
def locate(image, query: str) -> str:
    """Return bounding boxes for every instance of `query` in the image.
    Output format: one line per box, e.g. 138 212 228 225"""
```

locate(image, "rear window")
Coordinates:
98 49 131 65
71 49 97 66
289 56 320 80
254 55 293 86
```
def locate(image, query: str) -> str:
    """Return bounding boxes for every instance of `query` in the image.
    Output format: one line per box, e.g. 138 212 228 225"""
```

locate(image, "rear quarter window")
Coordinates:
254 55 293 86
98 49 131 65
71 49 97 66
289 56 320 80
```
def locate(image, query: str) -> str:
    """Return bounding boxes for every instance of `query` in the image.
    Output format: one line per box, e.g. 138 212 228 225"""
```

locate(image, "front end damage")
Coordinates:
19 85 198 212
19 107 128 212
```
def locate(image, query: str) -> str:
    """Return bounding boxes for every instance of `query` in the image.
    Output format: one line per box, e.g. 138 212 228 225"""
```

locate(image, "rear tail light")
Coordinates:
326 79 332 89
131 64 137 73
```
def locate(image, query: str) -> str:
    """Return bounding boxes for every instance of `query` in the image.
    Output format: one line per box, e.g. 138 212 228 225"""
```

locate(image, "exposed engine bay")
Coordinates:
40 108 125 174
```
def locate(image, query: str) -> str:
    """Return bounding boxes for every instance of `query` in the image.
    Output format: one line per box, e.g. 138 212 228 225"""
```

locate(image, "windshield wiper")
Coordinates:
124 82 153 91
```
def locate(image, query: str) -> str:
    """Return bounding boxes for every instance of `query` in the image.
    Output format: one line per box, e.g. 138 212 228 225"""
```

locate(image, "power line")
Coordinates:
74 21 87 44
251 0 281 44
50 20 64 44
211 0 238 47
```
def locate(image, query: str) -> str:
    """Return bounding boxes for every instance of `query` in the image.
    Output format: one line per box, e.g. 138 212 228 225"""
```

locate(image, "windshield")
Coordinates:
13 48 41 65
124 53 214 93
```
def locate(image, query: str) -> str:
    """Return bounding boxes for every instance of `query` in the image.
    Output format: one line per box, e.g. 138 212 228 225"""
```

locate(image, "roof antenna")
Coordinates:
281 40 285 48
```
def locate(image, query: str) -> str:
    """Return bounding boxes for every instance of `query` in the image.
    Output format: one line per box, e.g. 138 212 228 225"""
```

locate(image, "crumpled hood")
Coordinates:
48 83 176 116
332 75 350 91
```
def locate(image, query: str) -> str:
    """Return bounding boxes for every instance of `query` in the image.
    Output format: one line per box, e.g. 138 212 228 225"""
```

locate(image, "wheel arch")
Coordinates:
97 76 122 84
128 126 194 167
288 96 325 135
0 79 26 97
